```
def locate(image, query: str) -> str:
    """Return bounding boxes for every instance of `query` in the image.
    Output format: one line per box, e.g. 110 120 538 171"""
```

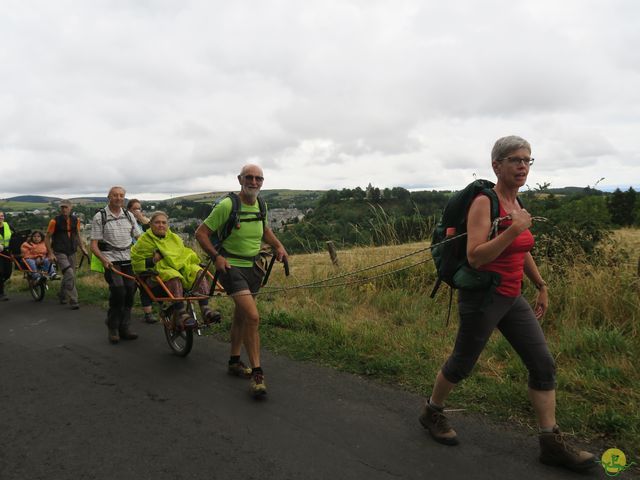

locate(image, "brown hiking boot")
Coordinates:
539 426 596 471
108 329 120 344
419 402 459 446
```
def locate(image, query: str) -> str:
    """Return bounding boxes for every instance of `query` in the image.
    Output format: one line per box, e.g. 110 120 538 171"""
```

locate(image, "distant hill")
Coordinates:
69 197 107 204
546 186 604 195
4 195 107 204
5 195 60 203
167 189 324 209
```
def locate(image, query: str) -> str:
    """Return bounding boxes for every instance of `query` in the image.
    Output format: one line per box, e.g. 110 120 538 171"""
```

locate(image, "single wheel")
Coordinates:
162 310 194 357
29 278 46 302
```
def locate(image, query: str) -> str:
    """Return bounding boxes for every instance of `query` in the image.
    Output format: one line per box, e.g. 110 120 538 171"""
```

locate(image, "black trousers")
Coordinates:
104 262 137 331
0 255 13 294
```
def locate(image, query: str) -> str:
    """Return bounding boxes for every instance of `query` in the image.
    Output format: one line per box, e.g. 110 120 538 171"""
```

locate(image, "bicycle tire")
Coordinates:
162 310 194 357
29 279 46 302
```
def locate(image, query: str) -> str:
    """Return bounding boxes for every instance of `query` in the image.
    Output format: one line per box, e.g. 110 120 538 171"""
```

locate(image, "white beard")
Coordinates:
241 186 260 203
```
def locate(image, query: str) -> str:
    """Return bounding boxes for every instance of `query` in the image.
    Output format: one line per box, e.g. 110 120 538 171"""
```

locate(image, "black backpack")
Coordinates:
8 229 30 256
210 192 267 248
430 179 503 299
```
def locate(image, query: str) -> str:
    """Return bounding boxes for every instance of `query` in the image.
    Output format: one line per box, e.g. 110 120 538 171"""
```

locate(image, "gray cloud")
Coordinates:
1 0 639 198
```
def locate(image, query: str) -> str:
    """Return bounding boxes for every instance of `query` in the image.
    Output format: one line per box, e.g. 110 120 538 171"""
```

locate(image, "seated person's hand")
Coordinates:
152 250 163 264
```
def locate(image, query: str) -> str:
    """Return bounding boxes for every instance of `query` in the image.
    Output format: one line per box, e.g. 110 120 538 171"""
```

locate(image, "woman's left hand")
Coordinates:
534 287 548 320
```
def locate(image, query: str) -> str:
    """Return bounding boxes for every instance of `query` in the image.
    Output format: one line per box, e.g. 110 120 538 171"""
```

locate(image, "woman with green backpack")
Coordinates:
419 136 596 472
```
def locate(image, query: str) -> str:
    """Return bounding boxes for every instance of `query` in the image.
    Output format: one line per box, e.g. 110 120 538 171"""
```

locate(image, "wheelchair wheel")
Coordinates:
28 278 46 302
162 310 194 357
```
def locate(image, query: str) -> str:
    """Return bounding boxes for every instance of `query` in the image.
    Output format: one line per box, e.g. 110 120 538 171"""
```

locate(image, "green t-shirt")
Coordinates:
203 196 266 267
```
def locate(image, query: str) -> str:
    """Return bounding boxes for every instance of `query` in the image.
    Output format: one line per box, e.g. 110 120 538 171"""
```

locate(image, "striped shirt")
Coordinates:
91 207 141 262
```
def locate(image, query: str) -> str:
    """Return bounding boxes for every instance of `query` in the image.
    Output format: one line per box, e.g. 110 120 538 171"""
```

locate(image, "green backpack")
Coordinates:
430 179 502 298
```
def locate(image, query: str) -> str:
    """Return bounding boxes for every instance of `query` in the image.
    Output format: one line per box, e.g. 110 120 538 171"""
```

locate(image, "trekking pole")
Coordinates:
78 251 90 269
262 254 278 287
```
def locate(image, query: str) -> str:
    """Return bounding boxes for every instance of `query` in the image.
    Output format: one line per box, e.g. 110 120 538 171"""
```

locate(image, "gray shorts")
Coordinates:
219 265 264 295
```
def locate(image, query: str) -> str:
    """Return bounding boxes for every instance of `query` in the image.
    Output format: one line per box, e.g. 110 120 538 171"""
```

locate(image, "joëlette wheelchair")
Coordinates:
0 230 55 302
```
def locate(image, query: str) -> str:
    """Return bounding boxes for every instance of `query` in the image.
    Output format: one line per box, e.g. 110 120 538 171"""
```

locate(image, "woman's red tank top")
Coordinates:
477 202 534 297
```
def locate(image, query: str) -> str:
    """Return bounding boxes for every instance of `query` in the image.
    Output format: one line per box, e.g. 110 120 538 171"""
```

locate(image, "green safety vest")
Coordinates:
0 222 11 247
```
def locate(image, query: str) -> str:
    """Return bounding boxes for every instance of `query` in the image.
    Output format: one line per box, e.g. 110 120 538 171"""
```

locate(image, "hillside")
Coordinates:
4 195 60 203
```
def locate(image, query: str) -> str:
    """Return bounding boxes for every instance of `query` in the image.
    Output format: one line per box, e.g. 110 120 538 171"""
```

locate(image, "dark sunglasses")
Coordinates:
242 174 264 182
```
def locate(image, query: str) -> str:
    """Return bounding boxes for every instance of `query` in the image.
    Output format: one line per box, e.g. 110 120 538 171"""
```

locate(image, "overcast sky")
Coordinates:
1 0 639 200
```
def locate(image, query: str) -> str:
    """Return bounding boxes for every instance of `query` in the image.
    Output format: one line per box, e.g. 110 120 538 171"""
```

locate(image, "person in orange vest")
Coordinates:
45 199 89 310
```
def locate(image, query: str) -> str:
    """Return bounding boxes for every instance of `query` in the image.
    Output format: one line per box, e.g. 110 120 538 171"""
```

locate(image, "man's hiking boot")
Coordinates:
143 312 158 324
539 426 597 472
419 402 459 446
119 328 138 340
250 372 267 398
228 361 252 378
108 329 120 344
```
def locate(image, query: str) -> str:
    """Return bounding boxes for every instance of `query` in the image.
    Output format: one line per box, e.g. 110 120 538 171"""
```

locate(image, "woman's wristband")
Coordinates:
535 280 547 290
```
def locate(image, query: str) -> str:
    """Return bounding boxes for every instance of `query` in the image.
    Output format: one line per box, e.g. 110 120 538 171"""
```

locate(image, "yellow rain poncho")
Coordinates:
131 228 203 289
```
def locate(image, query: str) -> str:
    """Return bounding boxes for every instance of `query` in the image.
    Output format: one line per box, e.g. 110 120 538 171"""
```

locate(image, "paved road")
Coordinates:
1 293 609 480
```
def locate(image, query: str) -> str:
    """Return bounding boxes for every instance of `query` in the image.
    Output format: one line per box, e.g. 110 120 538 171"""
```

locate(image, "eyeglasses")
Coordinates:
243 175 264 183
502 156 535 166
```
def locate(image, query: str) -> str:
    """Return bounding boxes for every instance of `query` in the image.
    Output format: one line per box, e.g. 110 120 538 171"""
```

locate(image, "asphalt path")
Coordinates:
1 293 611 480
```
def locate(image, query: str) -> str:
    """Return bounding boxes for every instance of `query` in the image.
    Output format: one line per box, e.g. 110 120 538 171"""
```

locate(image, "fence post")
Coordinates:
326 241 339 266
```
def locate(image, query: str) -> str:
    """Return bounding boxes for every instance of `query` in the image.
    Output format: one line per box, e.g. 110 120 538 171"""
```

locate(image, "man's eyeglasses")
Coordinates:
242 175 264 183
503 156 535 166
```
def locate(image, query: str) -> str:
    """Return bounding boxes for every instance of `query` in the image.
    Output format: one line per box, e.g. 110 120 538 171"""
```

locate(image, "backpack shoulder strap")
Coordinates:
220 192 240 242
99 208 107 226
257 196 267 228
480 188 500 222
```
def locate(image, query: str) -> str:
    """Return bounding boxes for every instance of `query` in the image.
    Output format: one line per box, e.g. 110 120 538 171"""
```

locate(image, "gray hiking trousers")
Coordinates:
55 252 78 305
441 290 556 391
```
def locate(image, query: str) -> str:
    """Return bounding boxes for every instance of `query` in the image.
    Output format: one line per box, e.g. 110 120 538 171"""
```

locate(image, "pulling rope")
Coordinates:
254 215 549 297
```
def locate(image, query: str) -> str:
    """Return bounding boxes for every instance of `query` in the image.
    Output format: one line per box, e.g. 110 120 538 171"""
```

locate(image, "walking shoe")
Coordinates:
143 312 158 324
419 402 459 446
108 329 120 344
202 308 222 325
50 272 59 280
70 303 80 310
228 361 252 378
250 372 267 398
539 426 596 471
119 328 139 340
59 296 67 305
0 294 8 302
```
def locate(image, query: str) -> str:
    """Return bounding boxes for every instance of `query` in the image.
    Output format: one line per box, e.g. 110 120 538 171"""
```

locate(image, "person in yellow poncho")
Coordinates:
131 211 220 329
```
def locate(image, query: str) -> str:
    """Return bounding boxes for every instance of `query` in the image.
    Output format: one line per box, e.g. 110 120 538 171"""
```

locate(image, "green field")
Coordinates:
0 201 50 211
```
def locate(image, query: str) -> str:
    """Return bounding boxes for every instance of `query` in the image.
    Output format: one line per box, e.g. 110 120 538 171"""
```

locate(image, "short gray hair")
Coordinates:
150 211 168 223
491 136 531 163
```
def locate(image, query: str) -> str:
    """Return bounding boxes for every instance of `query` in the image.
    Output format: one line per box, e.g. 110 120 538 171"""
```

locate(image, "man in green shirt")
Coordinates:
196 164 288 398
